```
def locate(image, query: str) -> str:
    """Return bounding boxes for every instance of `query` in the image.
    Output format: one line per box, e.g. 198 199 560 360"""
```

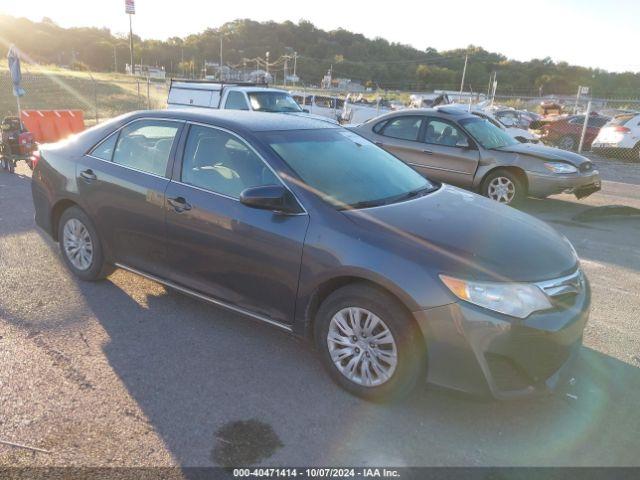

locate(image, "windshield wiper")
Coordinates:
340 184 436 211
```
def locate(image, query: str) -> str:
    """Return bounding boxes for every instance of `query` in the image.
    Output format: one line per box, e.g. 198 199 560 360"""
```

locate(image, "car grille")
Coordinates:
536 269 584 310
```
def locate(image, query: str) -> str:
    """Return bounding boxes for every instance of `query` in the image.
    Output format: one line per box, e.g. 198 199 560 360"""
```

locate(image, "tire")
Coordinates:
557 135 577 151
481 169 526 205
57 206 112 281
314 283 426 402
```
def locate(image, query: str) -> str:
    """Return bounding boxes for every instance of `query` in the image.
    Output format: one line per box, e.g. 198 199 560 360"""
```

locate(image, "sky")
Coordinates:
2 0 640 72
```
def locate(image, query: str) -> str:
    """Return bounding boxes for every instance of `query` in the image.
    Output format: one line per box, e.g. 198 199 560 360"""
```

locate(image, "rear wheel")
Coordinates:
58 206 112 281
482 169 526 205
314 283 426 401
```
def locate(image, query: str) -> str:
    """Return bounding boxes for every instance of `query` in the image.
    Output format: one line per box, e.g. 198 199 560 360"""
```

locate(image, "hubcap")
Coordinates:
487 176 516 204
62 218 94 271
327 307 398 387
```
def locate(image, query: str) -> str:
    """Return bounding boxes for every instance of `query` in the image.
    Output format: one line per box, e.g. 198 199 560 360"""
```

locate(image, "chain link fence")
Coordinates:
1 69 639 162
0 70 168 127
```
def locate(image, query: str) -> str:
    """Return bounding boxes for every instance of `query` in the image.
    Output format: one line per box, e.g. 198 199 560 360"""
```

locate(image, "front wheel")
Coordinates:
314 283 426 401
58 206 112 281
481 169 526 205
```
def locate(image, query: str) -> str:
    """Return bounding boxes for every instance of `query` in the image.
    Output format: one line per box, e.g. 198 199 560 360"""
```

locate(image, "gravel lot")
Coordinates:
1 156 639 468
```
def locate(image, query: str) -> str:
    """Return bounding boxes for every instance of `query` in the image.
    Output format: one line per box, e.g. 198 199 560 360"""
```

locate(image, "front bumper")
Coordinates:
413 277 590 399
526 170 601 199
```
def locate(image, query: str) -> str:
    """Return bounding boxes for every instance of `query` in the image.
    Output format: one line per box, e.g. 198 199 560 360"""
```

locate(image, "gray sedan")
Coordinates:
351 107 601 204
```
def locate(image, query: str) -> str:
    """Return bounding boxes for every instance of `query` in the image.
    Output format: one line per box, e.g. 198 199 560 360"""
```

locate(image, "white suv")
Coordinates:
592 113 640 160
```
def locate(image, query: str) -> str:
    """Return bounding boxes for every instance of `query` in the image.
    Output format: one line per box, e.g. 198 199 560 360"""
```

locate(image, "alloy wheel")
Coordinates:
487 176 516 204
62 218 94 271
326 307 398 387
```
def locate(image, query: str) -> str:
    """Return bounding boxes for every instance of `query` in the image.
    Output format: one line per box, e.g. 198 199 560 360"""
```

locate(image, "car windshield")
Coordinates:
459 117 519 149
248 92 303 112
261 129 436 209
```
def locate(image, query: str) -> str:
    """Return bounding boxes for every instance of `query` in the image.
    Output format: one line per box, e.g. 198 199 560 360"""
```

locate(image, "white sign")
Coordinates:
580 86 590 95
125 0 135 14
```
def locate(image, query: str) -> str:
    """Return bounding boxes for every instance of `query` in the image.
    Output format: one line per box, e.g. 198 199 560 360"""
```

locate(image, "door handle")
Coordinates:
80 169 97 181
422 149 433 155
168 196 192 212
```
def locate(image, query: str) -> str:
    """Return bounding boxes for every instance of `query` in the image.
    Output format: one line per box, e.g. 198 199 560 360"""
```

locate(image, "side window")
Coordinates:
380 116 422 141
224 91 250 110
90 132 119 161
181 125 279 199
424 119 469 147
112 120 181 176
372 120 387 134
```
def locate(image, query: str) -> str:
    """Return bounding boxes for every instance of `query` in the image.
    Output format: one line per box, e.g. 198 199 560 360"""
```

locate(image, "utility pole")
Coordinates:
113 44 117 72
125 0 136 75
129 14 134 75
284 56 288 86
266 51 270 79
459 54 468 102
219 35 223 80
293 52 298 79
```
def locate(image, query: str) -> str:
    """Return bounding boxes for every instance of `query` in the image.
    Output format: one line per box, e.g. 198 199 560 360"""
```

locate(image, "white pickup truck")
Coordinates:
167 80 330 119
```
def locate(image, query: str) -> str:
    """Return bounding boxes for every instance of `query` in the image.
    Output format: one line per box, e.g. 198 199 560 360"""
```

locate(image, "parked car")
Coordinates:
32 110 590 401
442 105 540 144
351 108 601 204
591 112 640 161
538 114 610 151
168 80 336 125
493 109 541 130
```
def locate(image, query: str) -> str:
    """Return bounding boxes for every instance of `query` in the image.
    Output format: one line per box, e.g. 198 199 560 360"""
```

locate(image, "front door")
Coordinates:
417 117 480 186
77 118 183 275
164 124 309 324
370 115 430 168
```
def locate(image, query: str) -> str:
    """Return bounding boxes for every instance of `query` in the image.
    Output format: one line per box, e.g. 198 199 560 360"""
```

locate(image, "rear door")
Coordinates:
164 123 309 324
418 117 479 186
78 118 183 275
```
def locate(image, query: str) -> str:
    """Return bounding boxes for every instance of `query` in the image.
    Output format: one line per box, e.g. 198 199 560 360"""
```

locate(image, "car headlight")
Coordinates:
439 275 552 319
544 162 578 174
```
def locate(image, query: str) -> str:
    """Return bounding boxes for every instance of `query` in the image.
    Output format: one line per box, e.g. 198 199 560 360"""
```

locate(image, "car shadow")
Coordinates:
517 196 640 273
73 273 640 467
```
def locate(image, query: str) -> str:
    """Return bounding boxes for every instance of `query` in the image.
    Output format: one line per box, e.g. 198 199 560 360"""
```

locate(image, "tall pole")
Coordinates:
459 54 468 102
219 35 223 80
113 44 117 72
284 57 288 86
578 100 592 153
129 14 134 75
266 52 270 79
293 52 298 79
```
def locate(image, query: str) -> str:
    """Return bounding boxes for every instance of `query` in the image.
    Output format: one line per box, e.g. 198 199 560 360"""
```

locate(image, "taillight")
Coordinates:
612 126 630 133
31 150 41 169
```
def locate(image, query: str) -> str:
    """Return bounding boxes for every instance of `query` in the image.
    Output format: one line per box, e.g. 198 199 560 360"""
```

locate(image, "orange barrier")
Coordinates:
20 110 85 144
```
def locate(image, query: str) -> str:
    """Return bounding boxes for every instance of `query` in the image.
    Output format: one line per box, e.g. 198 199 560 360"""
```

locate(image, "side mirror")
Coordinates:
240 185 301 214
302 108 310 113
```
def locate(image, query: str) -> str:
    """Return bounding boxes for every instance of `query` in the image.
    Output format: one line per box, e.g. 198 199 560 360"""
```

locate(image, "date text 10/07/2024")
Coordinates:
233 468 401 478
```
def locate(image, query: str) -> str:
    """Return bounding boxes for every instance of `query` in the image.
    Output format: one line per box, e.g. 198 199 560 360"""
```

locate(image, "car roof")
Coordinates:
126 109 340 133
368 107 476 123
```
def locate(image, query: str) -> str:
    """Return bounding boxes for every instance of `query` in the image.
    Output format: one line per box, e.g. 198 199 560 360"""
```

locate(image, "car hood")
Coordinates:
495 142 590 166
343 185 578 283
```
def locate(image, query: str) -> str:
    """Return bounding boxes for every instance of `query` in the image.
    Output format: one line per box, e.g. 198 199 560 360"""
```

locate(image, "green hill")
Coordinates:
1 15 639 97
